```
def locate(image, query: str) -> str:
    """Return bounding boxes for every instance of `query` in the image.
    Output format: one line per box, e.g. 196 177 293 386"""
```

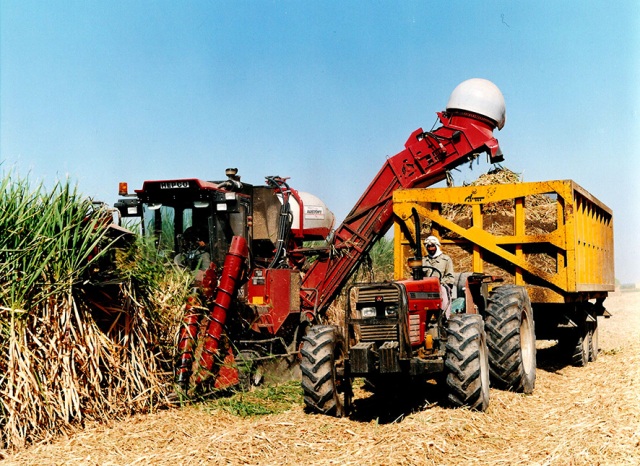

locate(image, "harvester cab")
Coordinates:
116 170 336 271
116 170 250 268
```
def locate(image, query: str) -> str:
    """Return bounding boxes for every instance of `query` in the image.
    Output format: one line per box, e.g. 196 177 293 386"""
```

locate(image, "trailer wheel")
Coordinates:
588 320 599 362
485 285 536 394
563 327 589 367
445 314 490 411
300 325 349 417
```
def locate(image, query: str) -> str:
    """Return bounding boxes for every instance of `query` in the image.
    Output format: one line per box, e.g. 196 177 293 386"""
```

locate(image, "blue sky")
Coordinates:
2 1 639 284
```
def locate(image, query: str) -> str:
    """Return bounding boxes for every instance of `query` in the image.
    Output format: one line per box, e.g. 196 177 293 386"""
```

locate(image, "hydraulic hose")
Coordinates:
266 176 293 269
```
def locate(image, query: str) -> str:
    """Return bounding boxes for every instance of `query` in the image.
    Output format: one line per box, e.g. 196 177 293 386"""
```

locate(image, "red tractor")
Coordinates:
115 79 511 395
300 210 536 415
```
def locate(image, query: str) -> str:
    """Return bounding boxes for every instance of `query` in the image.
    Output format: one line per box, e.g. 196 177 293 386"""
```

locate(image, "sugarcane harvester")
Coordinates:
115 78 508 394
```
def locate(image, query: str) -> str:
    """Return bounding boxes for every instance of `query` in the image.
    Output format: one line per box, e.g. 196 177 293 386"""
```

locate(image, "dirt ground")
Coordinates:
2 291 639 466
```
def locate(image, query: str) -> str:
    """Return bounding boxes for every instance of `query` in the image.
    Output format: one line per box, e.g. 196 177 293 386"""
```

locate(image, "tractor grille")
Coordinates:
356 286 399 304
359 323 398 341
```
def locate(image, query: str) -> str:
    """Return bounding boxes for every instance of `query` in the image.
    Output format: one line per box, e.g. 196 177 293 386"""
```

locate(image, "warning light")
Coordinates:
118 182 128 196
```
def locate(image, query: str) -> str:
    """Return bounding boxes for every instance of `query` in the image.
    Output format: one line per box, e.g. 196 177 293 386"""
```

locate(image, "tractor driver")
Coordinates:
422 235 455 286
423 235 455 317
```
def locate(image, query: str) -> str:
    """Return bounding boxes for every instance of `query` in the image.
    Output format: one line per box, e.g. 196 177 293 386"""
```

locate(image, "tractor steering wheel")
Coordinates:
421 265 442 280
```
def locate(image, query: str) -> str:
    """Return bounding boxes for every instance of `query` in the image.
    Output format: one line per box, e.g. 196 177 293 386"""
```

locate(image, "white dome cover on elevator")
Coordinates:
446 78 506 130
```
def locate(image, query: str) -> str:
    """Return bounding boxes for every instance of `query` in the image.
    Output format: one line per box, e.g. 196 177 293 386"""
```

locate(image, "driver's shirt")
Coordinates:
422 254 455 287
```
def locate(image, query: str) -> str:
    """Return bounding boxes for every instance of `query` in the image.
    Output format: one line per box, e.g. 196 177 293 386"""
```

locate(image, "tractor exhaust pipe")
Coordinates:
410 207 425 280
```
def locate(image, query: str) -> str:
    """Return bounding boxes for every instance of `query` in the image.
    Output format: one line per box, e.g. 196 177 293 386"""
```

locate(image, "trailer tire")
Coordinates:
564 327 589 367
300 325 349 417
445 314 490 411
588 321 599 362
485 285 536 394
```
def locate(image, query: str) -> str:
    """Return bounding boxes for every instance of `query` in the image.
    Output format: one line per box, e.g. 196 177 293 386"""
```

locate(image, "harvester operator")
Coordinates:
174 227 211 272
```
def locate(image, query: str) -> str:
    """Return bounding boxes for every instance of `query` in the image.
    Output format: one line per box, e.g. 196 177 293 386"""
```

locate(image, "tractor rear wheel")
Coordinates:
300 325 349 417
485 285 536 394
444 314 490 411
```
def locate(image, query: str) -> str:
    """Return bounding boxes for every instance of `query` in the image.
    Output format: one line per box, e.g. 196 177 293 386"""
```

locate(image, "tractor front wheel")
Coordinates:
444 314 490 411
485 285 536 394
300 325 350 417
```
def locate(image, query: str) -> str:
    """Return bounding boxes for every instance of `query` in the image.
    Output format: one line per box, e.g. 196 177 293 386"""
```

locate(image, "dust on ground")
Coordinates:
2 291 639 466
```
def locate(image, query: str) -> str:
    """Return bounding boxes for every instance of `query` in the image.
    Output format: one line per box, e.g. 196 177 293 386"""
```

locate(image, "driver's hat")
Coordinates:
424 236 440 246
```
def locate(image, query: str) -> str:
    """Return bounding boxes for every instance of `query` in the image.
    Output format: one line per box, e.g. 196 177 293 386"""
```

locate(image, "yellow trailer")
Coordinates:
392 179 614 366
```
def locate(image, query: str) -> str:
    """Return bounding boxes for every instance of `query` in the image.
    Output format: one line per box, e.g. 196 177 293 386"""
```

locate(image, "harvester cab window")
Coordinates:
144 204 176 252
174 225 211 271
188 198 250 267
182 209 193 232
143 204 211 260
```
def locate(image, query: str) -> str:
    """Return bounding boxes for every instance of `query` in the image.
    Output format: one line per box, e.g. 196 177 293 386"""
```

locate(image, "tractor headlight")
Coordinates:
385 305 398 317
360 307 376 319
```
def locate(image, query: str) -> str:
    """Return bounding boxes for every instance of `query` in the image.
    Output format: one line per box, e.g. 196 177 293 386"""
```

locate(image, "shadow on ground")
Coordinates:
535 341 574 373
348 379 448 424
345 341 580 424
